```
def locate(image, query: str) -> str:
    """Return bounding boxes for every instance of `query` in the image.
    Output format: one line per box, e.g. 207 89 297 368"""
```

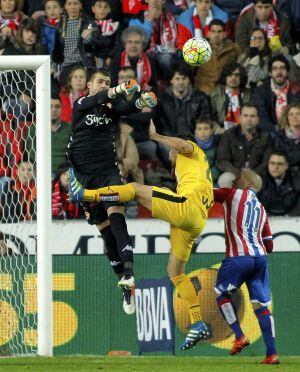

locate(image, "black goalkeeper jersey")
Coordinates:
67 90 138 175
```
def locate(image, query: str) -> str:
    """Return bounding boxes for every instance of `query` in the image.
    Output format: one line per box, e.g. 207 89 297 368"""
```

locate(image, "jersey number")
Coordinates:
244 200 261 232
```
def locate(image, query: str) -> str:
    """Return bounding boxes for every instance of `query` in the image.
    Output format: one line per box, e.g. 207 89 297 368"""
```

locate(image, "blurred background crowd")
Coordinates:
0 0 299 222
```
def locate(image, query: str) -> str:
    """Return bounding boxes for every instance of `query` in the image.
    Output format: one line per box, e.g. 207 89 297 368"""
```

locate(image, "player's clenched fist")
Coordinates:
136 92 157 109
113 79 140 95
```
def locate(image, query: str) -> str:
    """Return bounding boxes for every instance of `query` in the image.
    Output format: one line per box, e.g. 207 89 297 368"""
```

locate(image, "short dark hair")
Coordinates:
194 118 214 129
44 0 62 6
268 54 290 72
241 103 259 116
209 19 225 30
254 0 272 4
51 94 61 102
17 154 35 166
170 62 193 81
268 152 288 163
55 162 71 180
89 67 111 82
91 0 111 6
219 62 247 89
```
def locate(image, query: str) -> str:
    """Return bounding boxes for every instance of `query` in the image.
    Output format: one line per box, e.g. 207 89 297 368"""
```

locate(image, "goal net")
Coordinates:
0 57 52 356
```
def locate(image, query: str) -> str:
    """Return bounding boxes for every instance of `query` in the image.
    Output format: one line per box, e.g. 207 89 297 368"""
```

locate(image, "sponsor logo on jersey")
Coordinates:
85 114 112 126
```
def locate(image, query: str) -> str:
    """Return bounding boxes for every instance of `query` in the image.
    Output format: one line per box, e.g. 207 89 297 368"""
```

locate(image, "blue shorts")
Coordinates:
214 256 271 306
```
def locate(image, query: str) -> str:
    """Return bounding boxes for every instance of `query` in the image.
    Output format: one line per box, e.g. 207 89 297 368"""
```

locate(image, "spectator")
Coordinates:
122 0 148 16
122 0 187 18
235 0 294 55
59 65 87 123
52 162 82 219
0 0 26 50
0 231 13 255
155 62 211 167
129 0 178 79
164 0 188 16
253 55 300 133
194 118 220 186
177 0 229 50
81 0 122 71
38 0 63 55
210 62 251 132
116 125 144 219
258 152 300 216
116 131 144 185
0 19 41 122
0 17 45 55
23 0 45 18
194 19 240 95
0 112 30 182
0 156 36 223
110 26 158 91
216 104 272 187
117 67 157 160
237 27 272 88
275 103 300 176
214 0 252 27
276 0 300 45
52 0 88 86
25 96 71 175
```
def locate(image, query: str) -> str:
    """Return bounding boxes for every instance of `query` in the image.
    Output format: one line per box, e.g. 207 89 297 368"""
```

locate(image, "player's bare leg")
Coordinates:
168 252 209 350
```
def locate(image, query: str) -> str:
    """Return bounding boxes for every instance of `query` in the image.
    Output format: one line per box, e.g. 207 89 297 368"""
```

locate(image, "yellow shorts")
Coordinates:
152 186 207 261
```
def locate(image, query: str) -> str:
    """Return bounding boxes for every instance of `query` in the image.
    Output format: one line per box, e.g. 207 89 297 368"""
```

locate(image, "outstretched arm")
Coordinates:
149 120 193 154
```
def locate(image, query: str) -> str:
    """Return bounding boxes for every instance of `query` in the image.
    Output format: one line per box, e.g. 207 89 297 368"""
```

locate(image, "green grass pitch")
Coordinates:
0 356 299 371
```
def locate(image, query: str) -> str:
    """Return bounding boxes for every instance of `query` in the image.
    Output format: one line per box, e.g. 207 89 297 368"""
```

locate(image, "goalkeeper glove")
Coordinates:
113 79 140 95
135 92 157 109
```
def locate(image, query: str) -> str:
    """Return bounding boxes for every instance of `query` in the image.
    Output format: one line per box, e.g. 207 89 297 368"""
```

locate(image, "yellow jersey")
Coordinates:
175 141 214 215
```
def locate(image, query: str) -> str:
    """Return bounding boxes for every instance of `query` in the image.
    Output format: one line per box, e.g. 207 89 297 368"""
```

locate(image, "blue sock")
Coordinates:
217 295 243 339
255 307 276 356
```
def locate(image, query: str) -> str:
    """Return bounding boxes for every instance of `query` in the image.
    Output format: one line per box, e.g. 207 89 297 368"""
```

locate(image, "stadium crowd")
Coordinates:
0 0 300 222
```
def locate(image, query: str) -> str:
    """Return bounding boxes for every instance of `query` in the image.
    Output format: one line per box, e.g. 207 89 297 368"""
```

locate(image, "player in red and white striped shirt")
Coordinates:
214 169 279 365
214 183 273 258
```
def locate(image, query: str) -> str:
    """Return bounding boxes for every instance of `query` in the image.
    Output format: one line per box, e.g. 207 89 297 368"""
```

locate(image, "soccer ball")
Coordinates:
182 38 212 66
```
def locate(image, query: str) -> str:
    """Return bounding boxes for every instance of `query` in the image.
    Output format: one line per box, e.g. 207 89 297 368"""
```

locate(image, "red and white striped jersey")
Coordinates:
214 188 273 257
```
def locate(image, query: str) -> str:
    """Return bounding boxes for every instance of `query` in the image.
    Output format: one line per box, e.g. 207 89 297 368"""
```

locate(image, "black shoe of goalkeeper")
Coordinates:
68 168 84 202
122 286 136 315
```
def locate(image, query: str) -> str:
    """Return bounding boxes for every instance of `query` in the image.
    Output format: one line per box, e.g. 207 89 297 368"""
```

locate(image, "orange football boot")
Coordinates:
260 354 280 364
230 335 250 355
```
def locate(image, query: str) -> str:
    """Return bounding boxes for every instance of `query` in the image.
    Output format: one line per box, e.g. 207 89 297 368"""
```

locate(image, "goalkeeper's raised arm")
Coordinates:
74 70 157 118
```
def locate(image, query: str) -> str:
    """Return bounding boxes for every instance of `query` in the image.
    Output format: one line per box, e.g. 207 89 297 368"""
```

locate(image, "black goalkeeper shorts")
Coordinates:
74 168 125 225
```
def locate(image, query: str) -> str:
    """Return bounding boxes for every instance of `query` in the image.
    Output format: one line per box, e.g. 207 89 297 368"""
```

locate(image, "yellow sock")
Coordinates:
171 273 202 324
84 183 136 203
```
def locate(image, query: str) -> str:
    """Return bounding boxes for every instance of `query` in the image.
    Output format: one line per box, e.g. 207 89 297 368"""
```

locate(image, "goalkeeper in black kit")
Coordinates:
67 68 157 315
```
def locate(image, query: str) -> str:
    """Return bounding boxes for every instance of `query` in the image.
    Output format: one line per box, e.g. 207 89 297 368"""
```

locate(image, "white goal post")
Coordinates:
0 56 52 356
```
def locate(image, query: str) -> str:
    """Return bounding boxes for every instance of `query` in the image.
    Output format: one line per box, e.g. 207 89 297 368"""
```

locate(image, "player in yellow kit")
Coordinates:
69 120 214 350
